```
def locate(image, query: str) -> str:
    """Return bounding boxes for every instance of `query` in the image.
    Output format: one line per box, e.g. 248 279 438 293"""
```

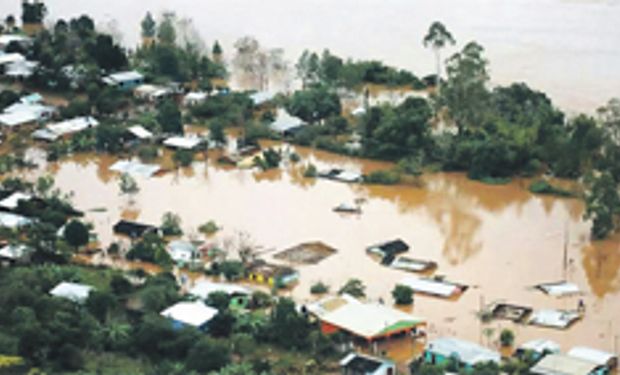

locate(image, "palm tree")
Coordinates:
423 21 456 93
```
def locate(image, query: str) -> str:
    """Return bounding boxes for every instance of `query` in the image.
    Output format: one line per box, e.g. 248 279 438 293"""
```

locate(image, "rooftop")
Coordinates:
110 160 160 178
310 294 424 339
567 346 617 366
106 70 144 83
163 136 203 150
0 192 32 210
427 337 501 366
49 282 93 303
160 300 218 327
530 354 598 375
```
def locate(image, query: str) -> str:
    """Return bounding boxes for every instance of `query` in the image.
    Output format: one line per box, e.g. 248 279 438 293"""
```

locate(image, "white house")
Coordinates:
103 70 144 90
160 300 218 330
49 282 93 303
32 116 99 141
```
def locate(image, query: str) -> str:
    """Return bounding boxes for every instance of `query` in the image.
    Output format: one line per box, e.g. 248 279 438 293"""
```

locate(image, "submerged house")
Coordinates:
340 352 395 375
32 116 99 142
247 260 299 288
160 300 218 331
163 135 203 150
0 99 55 129
530 354 601 375
398 277 468 299
515 339 561 362
269 109 306 137
422 337 500 369
307 294 425 343
103 70 144 90
366 239 409 265
167 240 201 265
113 220 159 239
190 281 252 309
567 347 618 374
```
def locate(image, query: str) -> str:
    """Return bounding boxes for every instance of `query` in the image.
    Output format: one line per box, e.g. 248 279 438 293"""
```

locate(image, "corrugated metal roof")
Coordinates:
160 301 218 327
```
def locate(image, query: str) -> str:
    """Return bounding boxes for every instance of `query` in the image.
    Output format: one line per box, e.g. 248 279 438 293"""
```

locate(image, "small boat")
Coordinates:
333 203 362 214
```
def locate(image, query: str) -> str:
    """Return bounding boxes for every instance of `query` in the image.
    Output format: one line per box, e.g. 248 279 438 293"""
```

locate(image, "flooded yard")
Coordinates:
21 142 620 357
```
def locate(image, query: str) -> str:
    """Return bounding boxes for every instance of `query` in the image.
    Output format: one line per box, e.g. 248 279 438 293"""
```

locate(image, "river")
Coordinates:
1 0 620 112
18 139 620 360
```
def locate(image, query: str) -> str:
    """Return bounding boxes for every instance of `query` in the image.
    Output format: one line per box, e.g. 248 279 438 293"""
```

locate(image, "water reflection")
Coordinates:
581 235 620 297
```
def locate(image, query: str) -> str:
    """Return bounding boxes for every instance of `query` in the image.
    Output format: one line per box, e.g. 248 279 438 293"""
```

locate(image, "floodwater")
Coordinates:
2 0 619 112
20 140 620 358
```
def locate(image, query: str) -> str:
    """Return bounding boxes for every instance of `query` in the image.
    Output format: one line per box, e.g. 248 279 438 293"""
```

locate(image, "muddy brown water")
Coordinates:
18 141 620 362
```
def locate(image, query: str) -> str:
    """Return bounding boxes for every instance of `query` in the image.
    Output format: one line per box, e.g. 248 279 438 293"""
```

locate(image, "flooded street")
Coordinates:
22 142 620 356
2 0 619 112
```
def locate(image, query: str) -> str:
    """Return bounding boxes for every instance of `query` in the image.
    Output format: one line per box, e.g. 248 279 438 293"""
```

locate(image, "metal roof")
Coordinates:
49 282 93 303
427 337 501 366
531 354 598 375
160 300 218 327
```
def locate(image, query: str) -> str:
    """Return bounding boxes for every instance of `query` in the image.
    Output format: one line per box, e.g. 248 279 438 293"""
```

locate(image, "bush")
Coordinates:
289 152 300 163
363 170 401 185
219 261 245 281
198 220 220 235
500 329 515 347
186 338 231 373
338 279 365 298
529 180 574 197
253 148 281 170
161 212 182 236
137 145 159 162
172 149 194 167
303 163 317 178
391 285 414 305
310 282 329 295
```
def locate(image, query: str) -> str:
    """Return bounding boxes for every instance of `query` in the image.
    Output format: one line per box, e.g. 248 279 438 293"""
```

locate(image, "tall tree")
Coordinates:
423 21 456 93
157 12 176 45
584 172 620 239
63 220 90 250
141 12 156 39
157 100 183 134
442 41 490 134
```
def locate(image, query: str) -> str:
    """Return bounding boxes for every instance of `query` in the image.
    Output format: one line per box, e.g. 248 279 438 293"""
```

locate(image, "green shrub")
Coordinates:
500 329 515 347
303 163 317 178
529 180 574 197
391 285 414 305
137 145 159 162
310 282 329 295
198 220 220 235
172 149 194 167
363 170 401 185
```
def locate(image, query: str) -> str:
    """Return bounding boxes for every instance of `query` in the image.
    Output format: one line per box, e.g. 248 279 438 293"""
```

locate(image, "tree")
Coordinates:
212 40 223 62
423 21 456 93
338 278 365 298
86 34 128 71
186 337 231 373
296 50 320 87
598 98 620 144
310 282 329 294
157 12 177 45
209 120 227 146
392 285 414 305
35 175 55 198
499 328 515 347
442 41 490 134
584 172 620 239
265 298 311 350
286 85 341 123
161 212 183 236
119 173 139 202
157 100 183 134
126 233 172 266
141 12 156 39
21 0 47 24
63 220 89 250
172 149 194 167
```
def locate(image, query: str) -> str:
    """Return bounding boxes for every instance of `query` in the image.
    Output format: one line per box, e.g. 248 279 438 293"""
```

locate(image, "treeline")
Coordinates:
282 28 620 239
296 49 434 90
0 264 341 374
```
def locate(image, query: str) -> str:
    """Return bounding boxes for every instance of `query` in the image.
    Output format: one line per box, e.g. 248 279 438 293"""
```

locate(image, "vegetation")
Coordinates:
364 169 401 185
126 232 172 267
310 281 329 295
338 278 365 298
500 329 515 347
253 148 282 171
529 180 574 197
63 219 90 250
198 220 220 235
392 285 414 305
161 212 183 236
172 149 194 167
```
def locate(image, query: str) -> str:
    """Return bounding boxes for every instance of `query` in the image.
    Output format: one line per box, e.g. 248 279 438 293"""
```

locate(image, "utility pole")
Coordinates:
563 221 569 280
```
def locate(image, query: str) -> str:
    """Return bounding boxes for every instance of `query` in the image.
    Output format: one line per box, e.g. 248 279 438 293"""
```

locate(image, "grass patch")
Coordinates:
529 180 575 197
81 351 153 375
478 176 512 185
